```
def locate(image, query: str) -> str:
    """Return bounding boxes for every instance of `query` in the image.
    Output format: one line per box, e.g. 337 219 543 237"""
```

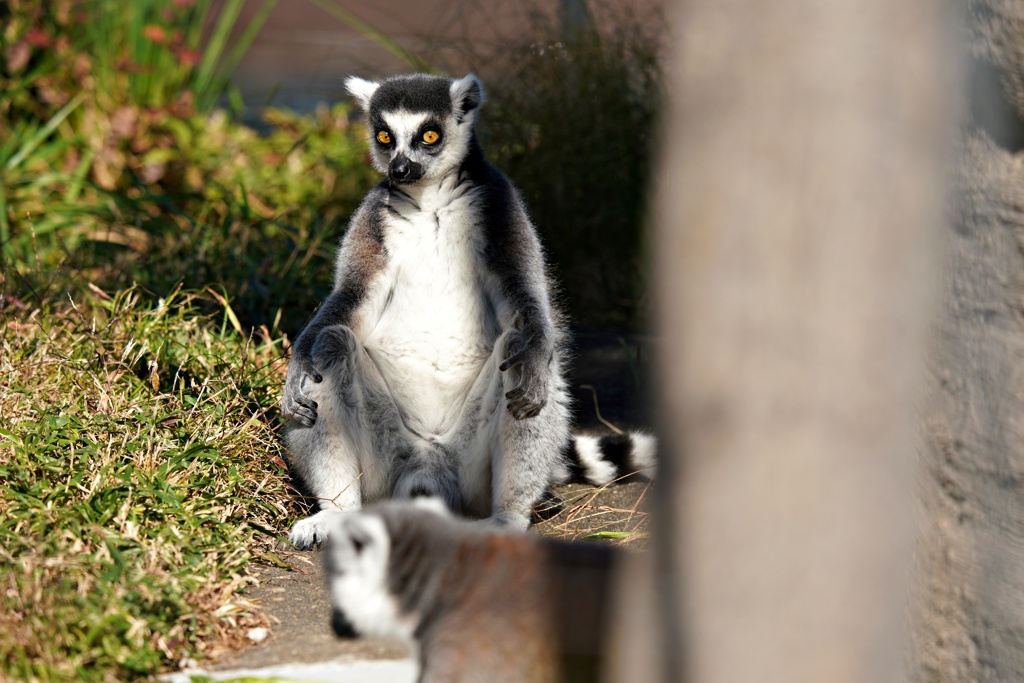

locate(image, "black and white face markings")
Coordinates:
323 507 416 643
325 499 451 641
346 74 483 185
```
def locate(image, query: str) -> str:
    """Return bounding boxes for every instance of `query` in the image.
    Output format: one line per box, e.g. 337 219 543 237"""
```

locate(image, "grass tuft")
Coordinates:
0 287 297 681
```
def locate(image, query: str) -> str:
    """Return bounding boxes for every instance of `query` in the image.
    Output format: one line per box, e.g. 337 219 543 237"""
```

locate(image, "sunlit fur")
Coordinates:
280 74 656 549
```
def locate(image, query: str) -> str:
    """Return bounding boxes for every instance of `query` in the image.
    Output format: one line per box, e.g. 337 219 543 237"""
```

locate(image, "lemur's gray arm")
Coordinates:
280 284 360 426
483 181 558 420
282 192 387 427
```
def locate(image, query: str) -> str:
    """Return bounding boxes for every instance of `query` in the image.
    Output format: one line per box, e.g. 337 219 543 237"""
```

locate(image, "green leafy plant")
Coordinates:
1 1 378 335
1 0 276 116
0 0 281 262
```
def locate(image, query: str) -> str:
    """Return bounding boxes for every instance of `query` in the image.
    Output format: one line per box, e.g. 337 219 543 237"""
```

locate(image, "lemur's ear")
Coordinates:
338 512 382 556
450 74 484 123
345 76 380 112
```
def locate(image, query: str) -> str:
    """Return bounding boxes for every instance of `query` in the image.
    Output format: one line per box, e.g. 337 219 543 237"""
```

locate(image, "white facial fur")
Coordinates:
369 109 466 183
326 513 416 642
344 74 483 184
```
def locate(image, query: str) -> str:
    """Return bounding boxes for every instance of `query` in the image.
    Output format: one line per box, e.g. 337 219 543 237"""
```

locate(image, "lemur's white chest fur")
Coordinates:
357 175 499 437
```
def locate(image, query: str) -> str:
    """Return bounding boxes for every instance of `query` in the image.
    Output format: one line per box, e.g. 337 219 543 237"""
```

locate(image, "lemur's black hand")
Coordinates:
500 330 551 420
283 326 359 428
282 353 322 428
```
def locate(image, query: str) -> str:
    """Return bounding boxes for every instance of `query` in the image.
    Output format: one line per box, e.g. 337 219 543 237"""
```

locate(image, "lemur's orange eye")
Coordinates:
422 130 439 144
377 130 391 144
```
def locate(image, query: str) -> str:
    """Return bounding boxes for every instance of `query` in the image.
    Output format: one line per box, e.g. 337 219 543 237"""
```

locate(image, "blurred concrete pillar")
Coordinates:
607 1 955 682
913 3 1024 680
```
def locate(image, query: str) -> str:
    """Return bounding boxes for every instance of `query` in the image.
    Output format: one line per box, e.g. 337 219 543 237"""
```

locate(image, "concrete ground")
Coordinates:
168 332 653 682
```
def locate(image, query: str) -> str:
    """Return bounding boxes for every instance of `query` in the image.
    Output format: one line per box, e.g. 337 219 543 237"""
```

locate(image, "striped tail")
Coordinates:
564 432 657 486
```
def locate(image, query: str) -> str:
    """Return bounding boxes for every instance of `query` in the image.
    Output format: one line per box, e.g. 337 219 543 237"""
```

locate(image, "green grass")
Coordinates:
0 287 298 681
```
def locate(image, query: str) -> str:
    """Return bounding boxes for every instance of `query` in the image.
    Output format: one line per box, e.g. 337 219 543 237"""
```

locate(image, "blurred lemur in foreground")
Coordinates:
325 500 617 683
281 73 655 548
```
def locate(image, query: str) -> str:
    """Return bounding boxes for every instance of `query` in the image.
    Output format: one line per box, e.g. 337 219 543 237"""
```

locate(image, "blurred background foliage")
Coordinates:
482 16 660 330
0 0 378 338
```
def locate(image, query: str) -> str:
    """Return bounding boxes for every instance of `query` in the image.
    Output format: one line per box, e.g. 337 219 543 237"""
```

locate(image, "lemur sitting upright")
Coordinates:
281 73 654 549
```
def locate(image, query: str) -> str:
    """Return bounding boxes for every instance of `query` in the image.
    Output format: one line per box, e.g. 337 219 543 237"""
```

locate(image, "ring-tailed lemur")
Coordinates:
281 73 655 548
324 500 617 683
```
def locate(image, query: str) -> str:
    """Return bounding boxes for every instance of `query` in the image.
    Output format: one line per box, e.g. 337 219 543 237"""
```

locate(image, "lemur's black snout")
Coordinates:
331 608 359 639
389 155 423 183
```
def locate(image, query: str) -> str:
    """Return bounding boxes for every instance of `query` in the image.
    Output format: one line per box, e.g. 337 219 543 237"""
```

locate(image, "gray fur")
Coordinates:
281 73 651 549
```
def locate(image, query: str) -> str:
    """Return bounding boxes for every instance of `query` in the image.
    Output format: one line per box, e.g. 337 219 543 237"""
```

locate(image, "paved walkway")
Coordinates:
164 659 417 683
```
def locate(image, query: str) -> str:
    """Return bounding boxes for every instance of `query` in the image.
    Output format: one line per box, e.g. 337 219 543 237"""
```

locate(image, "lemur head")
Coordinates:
324 499 453 642
345 73 484 185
